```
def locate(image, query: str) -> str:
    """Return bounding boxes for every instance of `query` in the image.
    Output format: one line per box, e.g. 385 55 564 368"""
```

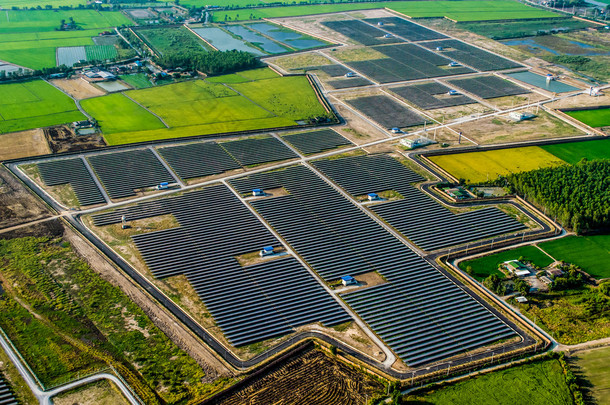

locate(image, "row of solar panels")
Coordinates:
228 164 517 366
34 129 353 204
312 154 526 251
91 184 350 347
0 377 18 405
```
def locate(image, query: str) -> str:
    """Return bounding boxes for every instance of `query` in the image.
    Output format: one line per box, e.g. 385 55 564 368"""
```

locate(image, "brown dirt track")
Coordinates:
217 347 384 405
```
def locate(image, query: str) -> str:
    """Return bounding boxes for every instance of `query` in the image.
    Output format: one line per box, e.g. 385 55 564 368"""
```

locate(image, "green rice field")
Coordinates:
408 359 574 405
84 44 117 61
211 0 559 23
565 108 610 128
571 347 610 405
541 139 610 164
0 80 85 133
80 93 166 134
0 10 131 69
119 73 153 89
429 146 565 184
0 0 86 8
458 245 554 281
538 235 610 279
84 69 328 145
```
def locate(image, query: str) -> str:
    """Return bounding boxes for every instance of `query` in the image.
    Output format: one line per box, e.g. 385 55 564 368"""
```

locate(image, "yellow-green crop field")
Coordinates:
0 80 85 134
82 68 329 145
428 146 565 183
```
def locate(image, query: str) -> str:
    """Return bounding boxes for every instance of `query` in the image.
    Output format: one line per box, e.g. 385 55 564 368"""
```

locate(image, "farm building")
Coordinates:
444 187 469 200
400 136 435 149
504 260 531 277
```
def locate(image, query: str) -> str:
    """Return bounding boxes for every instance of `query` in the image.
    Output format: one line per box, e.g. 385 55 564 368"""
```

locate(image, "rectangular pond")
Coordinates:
191 27 265 56
248 22 326 50
506 71 580 93
224 25 287 54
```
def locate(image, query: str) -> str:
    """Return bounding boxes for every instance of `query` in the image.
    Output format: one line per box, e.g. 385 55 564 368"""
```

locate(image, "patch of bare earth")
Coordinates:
50 78 106 100
0 165 53 230
0 129 50 160
450 109 584 144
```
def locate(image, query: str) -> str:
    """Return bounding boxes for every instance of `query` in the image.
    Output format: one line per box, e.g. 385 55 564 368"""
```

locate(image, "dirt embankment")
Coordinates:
0 165 53 231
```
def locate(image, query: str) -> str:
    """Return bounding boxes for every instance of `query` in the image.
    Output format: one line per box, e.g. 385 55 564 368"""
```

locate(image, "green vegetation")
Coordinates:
565 107 610 128
211 0 559 22
84 44 117 61
518 282 610 344
0 10 132 70
0 236 231 403
119 73 153 89
541 139 610 164
429 146 565 184
539 235 610 279
81 93 166 134
406 358 575 405
136 26 211 57
549 55 610 82
459 18 593 40
86 71 330 145
458 245 553 281
0 80 85 133
572 346 610 405
507 160 609 233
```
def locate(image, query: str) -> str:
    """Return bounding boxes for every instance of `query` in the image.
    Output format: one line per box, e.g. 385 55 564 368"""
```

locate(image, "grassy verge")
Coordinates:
0 236 232 403
405 356 576 405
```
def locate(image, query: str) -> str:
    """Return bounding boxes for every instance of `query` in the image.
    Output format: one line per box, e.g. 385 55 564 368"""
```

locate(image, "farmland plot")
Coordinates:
248 22 326 49
191 27 265 55
224 25 287 54
56 46 86 67
0 80 85 134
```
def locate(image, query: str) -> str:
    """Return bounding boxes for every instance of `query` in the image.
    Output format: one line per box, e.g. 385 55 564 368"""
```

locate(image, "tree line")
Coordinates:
506 159 609 234
156 49 260 75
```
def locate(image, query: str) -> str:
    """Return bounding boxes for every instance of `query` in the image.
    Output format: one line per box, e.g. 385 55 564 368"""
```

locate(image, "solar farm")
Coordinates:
0 378 18 405
5 0 603 400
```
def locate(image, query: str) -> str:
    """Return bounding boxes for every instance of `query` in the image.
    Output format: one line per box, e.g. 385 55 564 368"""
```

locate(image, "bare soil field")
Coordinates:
0 165 52 230
50 78 106 100
0 129 50 160
45 126 106 154
215 345 385 405
449 109 584 144
547 92 610 110
53 380 129 405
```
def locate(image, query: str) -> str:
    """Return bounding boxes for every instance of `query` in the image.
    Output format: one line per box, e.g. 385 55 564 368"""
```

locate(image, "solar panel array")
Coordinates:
36 158 106 206
346 95 428 128
327 77 373 89
345 44 474 83
363 17 447 42
448 76 530 99
88 149 175 199
342 281 516 366
282 129 353 155
157 142 241 180
229 164 517 365
421 40 522 71
390 82 476 110
314 64 351 77
313 155 526 251
91 185 349 346
321 20 404 46
0 377 18 405
220 137 298 166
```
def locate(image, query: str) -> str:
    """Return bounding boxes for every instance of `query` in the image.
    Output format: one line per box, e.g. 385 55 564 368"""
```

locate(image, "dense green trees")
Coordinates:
506 159 609 234
156 49 260 75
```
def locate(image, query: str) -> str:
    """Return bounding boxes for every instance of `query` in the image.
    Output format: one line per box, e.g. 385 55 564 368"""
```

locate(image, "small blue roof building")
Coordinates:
341 276 357 286
260 246 275 257
368 193 379 201
252 188 264 196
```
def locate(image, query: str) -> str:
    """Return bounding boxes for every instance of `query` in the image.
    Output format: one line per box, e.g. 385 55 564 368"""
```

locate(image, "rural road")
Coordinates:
0 327 140 405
